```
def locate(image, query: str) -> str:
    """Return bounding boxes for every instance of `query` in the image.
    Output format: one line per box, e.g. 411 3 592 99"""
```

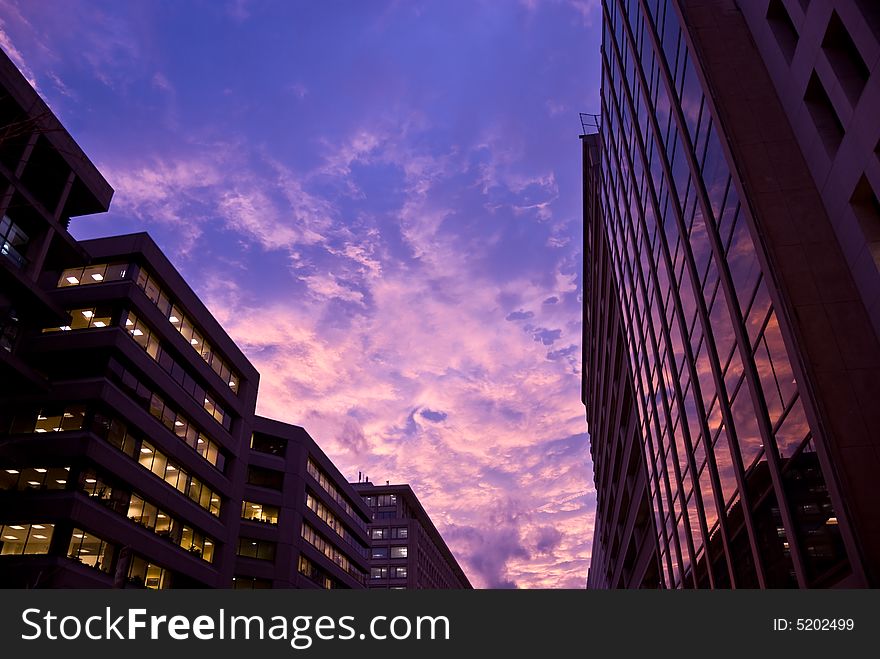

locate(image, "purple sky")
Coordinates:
2 0 602 588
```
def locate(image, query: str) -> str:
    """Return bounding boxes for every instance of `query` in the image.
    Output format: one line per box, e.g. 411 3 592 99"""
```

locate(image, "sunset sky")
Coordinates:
1 0 602 588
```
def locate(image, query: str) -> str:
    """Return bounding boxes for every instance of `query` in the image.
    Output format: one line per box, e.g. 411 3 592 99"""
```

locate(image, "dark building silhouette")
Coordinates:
0 47 394 589
584 0 880 588
352 482 472 589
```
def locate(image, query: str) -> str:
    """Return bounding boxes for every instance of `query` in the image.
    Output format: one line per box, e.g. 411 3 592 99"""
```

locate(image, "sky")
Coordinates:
1 0 603 588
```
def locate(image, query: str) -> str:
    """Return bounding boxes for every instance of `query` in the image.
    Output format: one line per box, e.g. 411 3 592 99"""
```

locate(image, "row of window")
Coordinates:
42 307 113 332
372 546 408 559
363 494 398 508
236 537 276 562
135 267 240 394
6 405 224 517
125 310 231 429
127 493 215 563
370 526 408 540
0 522 172 589
57 262 129 288
93 411 222 516
306 492 368 558
301 522 366 584
370 566 408 580
306 459 367 532
0 522 53 555
109 360 226 471
0 466 70 491
298 554 336 589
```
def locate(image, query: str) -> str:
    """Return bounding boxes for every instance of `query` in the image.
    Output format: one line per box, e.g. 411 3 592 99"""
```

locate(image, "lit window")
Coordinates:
0 523 54 555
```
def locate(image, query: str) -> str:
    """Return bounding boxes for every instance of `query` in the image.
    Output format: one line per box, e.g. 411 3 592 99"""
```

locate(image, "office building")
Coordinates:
0 47 385 589
234 417 371 589
583 0 880 588
353 482 472 589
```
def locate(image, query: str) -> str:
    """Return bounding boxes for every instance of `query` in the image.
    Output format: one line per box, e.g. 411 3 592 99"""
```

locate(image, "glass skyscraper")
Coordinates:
584 0 880 588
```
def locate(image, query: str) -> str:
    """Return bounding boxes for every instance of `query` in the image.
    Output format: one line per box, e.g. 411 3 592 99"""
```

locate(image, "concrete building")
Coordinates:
0 47 378 589
353 482 471 589
584 0 880 588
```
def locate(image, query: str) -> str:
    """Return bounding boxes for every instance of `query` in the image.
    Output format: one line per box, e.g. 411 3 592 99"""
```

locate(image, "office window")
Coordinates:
0 523 54 555
135 267 241 395
371 567 389 579
241 500 280 525
247 465 284 491
371 528 387 540
372 547 389 559
57 262 129 287
12 404 86 434
67 528 114 573
43 307 114 333
250 433 287 456
390 546 408 559
180 526 214 563
128 555 170 589
237 538 276 561
391 527 408 539
393 567 408 579
0 466 69 491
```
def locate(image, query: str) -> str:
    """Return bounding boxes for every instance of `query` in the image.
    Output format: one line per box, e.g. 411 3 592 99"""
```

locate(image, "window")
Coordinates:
372 547 388 559
241 500 280 525
250 433 287 456
57 262 129 288
12 405 86 434
125 311 231 429
128 555 170 589
301 522 365 583
95 413 222 516
67 528 114 573
304 492 367 558
391 527 408 539
393 567 408 579
371 528 388 540
0 523 54 555
371 567 389 579
0 466 69 491
233 576 272 590
306 459 366 531
247 465 284 491
390 546 408 559
237 538 276 561
0 214 29 268
43 307 113 332
298 555 337 589
135 267 241 395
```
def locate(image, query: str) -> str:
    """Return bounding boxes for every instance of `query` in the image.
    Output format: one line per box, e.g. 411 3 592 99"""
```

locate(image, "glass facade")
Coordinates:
592 0 853 588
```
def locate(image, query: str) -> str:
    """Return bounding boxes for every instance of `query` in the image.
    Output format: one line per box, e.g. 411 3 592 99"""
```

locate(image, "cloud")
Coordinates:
506 310 534 321
532 327 562 345
419 408 448 423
